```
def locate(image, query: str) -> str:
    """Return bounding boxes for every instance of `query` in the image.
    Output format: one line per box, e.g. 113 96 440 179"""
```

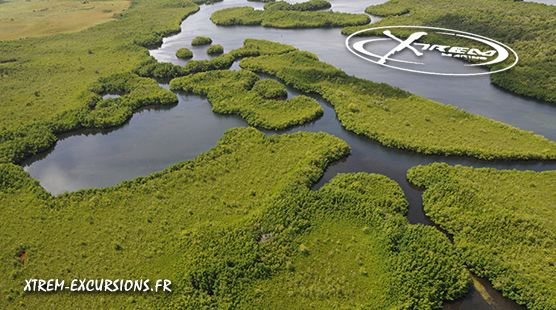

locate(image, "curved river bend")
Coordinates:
21 0 555 309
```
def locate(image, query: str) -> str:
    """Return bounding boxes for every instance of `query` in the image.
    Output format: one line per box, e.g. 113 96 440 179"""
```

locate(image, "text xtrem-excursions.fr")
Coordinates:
23 279 171 292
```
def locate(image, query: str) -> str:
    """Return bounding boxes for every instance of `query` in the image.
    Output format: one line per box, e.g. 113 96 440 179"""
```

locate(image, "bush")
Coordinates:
191 36 212 46
252 79 287 99
206 44 224 55
176 47 193 59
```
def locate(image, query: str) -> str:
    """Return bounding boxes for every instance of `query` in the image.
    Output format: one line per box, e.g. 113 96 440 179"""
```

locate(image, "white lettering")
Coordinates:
429 44 450 52
155 279 163 292
468 48 496 57
38 279 47 292
163 280 171 292
448 46 469 54
71 279 79 291
55 279 65 291
24 279 35 291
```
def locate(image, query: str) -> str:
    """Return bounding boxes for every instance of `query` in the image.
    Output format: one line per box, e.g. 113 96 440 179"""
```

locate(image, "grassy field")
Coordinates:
408 163 556 310
0 0 130 40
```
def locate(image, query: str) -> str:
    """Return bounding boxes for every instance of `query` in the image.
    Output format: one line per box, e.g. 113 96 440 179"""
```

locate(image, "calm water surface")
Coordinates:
21 1 555 309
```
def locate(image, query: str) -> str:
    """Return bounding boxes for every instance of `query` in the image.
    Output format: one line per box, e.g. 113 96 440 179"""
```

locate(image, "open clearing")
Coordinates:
0 0 130 40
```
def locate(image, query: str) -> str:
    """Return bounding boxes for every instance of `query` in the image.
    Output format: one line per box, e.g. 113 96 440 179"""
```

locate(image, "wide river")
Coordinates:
21 0 555 309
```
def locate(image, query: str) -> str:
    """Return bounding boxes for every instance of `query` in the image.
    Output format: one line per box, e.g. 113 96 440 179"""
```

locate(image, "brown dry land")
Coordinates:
0 0 130 40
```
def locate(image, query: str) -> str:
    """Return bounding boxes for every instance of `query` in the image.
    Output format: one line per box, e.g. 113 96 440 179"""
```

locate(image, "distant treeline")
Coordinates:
210 5 370 28
264 0 331 11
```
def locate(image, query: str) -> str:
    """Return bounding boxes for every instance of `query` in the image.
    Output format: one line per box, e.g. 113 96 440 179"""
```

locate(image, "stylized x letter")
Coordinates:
377 30 428 65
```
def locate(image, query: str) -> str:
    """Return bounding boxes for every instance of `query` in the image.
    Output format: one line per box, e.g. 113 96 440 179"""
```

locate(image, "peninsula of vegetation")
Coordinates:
210 4 370 28
408 163 556 310
170 70 323 130
236 40 556 160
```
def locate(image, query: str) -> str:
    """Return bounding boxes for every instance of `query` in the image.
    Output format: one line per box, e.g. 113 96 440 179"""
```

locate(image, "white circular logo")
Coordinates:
345 26 518 76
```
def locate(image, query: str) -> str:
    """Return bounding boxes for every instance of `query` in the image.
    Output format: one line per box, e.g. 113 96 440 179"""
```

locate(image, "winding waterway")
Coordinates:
21 0 556 308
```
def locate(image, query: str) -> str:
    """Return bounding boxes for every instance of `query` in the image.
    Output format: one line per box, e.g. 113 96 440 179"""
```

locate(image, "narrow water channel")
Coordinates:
21 0 554 309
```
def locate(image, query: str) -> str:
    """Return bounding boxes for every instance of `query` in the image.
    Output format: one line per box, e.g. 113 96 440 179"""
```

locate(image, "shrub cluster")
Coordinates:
176 47 193 59
191 36 212 46
252 79 287 99
206 44 224 55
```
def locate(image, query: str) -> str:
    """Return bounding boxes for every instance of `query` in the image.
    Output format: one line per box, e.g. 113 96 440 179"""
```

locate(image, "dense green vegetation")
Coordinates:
408 163 556 310
263 0 331 11
0 39 302 165
0 0 208 164
0 0 201 130
176 47 193 59
237 40 556 160
135 38 296 80
0 128 351 309
206 44 224 55
165 173 469 309
1 72 177 164
135 53 236 79
1 0 554 308
170 70 323 129
342 0 556 104
210 6 370 28
252 78 287 99
191 36 213 46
